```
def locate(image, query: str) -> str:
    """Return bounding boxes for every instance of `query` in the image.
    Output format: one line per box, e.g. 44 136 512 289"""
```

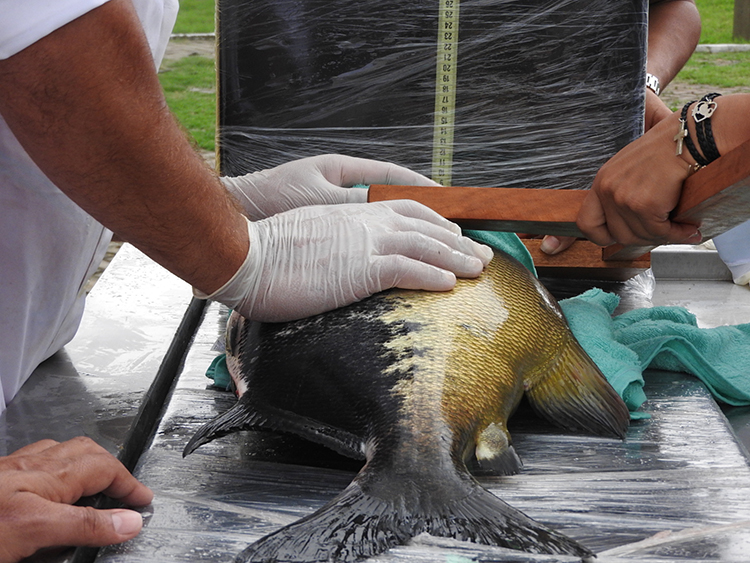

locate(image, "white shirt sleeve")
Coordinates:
0 0 111 59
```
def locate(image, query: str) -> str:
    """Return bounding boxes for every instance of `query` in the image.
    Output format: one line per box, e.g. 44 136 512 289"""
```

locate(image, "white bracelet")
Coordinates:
646 73 661 96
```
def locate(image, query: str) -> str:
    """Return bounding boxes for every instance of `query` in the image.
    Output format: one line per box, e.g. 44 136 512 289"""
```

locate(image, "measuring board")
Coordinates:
431 0 460 185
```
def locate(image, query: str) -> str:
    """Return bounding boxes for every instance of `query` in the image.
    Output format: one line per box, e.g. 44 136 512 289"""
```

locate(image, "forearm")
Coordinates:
669 93 750 170
707 94 750 157
0 0 246 294
647 0 701 89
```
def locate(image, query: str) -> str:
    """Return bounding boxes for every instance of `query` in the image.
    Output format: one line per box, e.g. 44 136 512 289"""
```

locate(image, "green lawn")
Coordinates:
171 0 215 34
679 50 750 88
696 0 746 43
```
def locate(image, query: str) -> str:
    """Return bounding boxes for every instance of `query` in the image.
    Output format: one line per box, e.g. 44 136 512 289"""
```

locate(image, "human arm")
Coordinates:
0 0 247 294
540 0 701 255
645 0 701 129
0 0 490 320
577 93 750 246
0 438 153 563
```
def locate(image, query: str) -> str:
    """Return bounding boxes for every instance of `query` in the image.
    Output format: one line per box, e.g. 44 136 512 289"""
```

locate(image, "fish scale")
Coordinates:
184 249 629 562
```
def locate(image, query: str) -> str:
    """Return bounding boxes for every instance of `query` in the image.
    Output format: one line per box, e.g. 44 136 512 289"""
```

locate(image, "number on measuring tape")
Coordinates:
432 0 460 185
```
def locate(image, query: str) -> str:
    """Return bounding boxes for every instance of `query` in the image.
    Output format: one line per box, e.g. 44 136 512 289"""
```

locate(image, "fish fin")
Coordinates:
183 396 364 459
467 445 523 476
524 334 630 439
235 477 593 562
470 422 523 476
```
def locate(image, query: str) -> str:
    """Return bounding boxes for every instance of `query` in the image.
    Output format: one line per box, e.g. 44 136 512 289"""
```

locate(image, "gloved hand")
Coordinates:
220 154 439 220
194 200 493 322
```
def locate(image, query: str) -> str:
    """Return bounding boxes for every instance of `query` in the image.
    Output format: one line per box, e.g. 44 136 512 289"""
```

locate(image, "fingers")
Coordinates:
539 235 577 255
3 439 60 458
0 492 144 560
374 230 488 279
344 186 369 204
370 255 457 293
374 198 462 235
4 437 153 507
319 154 440 188
577 186 702 248
0 437 152 561
576 190 615 247
381 202 493 267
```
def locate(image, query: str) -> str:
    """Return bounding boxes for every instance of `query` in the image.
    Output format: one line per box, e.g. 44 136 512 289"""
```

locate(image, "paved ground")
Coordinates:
164 36 216 61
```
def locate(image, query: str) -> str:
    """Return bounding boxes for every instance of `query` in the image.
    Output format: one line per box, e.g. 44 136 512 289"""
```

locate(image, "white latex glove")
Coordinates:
220 154 439 220
194 200 493 322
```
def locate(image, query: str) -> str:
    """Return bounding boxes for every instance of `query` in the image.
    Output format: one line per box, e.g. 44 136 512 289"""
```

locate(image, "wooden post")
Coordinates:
734 0 750 41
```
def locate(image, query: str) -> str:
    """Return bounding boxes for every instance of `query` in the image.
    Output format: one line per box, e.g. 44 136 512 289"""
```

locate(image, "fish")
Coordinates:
184 248 630 562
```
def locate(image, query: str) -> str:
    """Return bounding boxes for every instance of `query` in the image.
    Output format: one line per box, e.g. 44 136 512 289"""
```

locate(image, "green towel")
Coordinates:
463 230 537 276
205 354 233 390
557 289 650 418
560 288 750 416
613 304 750 407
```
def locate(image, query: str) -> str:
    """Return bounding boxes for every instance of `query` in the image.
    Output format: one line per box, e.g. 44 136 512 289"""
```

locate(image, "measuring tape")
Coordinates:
431 0 460 185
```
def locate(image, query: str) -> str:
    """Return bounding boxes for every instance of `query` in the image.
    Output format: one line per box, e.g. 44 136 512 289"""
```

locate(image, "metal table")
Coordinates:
5 243 750 563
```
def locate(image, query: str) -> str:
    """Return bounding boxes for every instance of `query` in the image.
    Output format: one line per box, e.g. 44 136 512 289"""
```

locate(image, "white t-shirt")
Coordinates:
0 0 179 412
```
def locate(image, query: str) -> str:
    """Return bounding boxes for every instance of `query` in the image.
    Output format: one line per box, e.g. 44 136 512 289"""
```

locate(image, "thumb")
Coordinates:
45 506 144 549
666 221 702 245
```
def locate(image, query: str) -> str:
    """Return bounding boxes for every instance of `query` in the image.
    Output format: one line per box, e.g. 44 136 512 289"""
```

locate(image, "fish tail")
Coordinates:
235 477 593 562
526 333 630 439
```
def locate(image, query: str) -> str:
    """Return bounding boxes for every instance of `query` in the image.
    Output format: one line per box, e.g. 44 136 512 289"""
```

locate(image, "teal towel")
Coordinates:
614 305 750 407
558 289 649 419
560 288 750 416
463 230 537 276
205 354 232 390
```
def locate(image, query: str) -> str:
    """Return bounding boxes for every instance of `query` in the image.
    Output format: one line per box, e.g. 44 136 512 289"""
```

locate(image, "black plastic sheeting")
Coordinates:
217 0 647 189
94 300 750 563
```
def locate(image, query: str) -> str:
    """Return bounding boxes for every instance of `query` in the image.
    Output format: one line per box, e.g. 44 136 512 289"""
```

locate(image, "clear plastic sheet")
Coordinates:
94 301 750 563
217 0 647 189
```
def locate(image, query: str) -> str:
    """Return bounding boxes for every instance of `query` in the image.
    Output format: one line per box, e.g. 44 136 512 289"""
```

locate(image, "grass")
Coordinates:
673 1 750 90
171 0 215 34
162 1 749 152
696 0 745 43
159 54 216 151
678 51 750 88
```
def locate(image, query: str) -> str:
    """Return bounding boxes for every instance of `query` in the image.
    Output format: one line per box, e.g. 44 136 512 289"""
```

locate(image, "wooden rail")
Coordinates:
368 137 750 270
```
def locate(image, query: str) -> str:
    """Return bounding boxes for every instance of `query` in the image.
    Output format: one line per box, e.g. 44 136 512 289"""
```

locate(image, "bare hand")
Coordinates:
0 437 153 563
539 235 577 255
644 89 673 131
576 112 702 247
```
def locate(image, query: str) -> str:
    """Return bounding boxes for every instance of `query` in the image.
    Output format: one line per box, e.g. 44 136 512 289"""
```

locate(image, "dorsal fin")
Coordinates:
524 333 630 439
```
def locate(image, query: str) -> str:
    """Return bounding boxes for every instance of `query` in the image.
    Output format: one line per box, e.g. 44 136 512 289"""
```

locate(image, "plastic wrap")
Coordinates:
217 0 647 189
93 301 750 563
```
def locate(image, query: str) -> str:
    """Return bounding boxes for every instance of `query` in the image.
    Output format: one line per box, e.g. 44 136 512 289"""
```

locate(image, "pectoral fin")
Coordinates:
183 394 365 459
